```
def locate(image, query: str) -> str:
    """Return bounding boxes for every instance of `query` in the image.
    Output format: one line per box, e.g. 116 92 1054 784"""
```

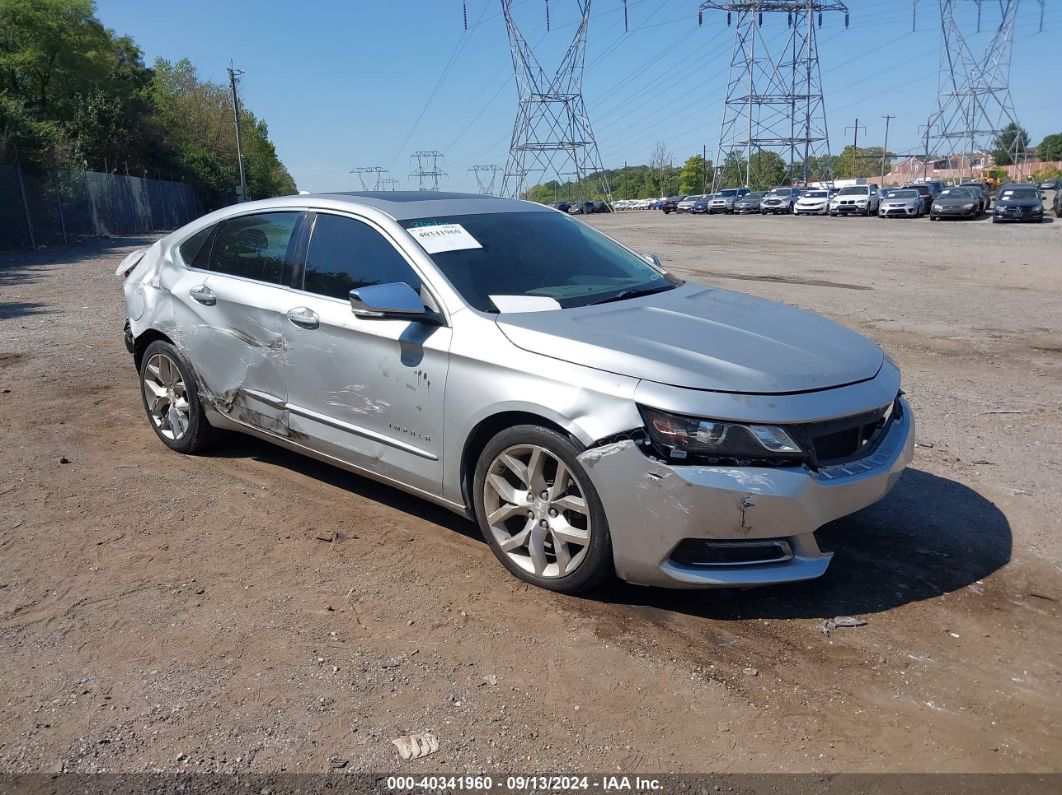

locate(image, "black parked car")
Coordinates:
690 195 713 214
567 201 596 216
992 183 1045 223
957 182 991 213
1054 186 1062 218
550 201 571 213
901 184 934 215
929 187 981 221
660 196 685 214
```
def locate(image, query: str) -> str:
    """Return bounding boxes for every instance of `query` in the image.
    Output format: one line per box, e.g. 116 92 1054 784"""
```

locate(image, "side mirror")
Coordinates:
350 282 438 323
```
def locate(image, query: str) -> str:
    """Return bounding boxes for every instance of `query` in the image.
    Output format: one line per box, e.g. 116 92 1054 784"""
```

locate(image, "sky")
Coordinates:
95 0 1060 194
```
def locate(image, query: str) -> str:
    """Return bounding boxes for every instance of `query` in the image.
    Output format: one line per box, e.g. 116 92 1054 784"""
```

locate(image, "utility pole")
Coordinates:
919 118 935 180
702 144 708 193
227 61 248 202
881 114 895 185
845 118 866 179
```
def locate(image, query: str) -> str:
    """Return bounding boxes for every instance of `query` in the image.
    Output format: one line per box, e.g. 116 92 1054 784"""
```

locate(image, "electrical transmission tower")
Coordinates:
469 164 504 195
499 1 614 204
699 2 849 190
378 178 401 191
350 166 387 191
922 0 1044 181
410 151 447 191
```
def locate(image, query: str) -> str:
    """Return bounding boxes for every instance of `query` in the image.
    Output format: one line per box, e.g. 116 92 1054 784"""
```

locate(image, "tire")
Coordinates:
138 340 215 454
473 424 613 594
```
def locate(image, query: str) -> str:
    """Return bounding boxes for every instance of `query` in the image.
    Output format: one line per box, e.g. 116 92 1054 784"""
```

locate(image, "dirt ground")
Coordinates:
1 206 1061 776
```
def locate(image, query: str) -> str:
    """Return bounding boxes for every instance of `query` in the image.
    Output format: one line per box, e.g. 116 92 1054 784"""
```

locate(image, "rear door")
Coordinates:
189 211 306 436
279 211 452 494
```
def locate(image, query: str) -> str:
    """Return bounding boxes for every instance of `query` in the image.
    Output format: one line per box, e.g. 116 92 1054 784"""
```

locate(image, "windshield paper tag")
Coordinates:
409 223 482 254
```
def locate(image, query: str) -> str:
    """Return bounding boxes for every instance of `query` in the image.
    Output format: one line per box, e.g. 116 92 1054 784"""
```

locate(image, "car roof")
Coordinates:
222 191 547 222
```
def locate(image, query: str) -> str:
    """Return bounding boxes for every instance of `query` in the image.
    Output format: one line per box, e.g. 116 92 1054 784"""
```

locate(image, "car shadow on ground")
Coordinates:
595 467 1013 620
202 433 481 541
207 433 1011 620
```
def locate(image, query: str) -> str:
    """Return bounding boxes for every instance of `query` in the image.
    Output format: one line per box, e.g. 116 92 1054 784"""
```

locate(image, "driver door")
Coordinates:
279 212 451 495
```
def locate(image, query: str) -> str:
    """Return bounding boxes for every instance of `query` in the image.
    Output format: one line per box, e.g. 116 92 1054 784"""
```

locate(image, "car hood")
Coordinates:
936 196 973 206
495 282 884 393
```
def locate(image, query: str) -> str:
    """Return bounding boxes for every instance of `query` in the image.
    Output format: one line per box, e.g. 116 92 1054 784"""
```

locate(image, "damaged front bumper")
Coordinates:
577 396 914 589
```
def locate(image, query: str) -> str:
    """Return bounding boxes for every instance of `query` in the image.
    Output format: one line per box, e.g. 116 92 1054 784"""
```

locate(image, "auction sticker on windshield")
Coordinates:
408 223 483 254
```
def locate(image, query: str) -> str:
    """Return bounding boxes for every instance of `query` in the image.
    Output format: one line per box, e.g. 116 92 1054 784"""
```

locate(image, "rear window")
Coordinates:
210 212 300 284
178 226 213 268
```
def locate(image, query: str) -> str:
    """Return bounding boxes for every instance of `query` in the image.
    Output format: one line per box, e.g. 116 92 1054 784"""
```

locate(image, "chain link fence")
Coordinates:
0 164 203 251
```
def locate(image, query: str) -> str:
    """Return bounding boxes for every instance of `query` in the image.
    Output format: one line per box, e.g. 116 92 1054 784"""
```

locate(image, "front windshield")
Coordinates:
719 189 740 197
768 188 789 196
838 187 868 196
940 188 972 198
893 190 918 198
805 191 827 198
401 211 680 313
1000 188 1038 201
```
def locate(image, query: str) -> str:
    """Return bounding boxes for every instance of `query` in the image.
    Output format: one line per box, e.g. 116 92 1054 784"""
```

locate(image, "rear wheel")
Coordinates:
139 340 215 453
473 425 613 594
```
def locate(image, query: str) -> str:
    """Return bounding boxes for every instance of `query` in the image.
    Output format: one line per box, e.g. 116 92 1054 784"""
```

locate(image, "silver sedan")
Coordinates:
119 192 913 593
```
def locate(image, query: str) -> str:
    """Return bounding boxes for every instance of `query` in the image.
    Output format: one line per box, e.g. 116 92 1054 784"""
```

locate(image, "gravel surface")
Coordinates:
1 206 1060 775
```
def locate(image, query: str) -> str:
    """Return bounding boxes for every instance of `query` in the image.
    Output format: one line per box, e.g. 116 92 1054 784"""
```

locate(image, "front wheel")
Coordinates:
138 340 215 453
473 425 613 594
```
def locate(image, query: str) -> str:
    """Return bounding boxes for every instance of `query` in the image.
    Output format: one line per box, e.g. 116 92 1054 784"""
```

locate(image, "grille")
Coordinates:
788 399 899 467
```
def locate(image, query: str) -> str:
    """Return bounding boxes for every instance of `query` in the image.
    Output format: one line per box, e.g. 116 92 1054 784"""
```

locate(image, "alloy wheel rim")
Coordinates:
483 444 591 579
142 353 190 441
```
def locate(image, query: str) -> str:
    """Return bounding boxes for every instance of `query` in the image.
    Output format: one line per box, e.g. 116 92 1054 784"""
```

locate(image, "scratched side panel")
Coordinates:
189 274 292 437
281 294 452 495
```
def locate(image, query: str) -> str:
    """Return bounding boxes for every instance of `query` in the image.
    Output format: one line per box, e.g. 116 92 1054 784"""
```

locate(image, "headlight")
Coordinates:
963 203 974 209
933 203 942 210
640 407 804 463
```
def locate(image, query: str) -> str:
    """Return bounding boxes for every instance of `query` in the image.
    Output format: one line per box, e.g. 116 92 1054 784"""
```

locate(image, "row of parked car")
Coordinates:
653 180 1059 223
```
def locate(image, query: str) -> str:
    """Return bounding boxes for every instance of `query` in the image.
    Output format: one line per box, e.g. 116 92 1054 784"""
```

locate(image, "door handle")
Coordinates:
189 285 216 306
287 307 319 329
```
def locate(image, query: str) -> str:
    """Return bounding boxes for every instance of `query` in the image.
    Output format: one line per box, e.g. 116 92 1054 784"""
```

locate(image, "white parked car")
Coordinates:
793 190 831 215
829 185 880 217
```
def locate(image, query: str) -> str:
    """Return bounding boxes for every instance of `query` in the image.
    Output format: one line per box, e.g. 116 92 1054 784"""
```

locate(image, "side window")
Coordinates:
303 214 422 300
210 212 300 284
178 226 213 268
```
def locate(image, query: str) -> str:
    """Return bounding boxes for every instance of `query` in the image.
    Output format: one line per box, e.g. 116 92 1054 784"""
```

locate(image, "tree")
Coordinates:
747 150 786 190
1037 133 1062 163
718 150 746 189
992 122 1030 166
678 154 707 194
834 145 894 179
0 0 295 207
649 141 671 197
